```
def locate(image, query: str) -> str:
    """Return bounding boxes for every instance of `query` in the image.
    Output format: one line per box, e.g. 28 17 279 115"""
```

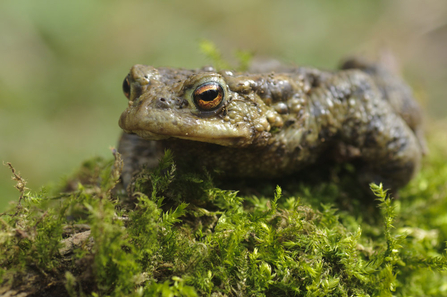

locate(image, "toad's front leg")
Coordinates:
118 133 165 190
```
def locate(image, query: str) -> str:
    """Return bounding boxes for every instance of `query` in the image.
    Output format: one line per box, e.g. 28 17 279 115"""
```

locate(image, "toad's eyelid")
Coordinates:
194 82 221 95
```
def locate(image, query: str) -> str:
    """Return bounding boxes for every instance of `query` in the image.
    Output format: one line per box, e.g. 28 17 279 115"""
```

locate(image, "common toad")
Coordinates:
118 58 425 192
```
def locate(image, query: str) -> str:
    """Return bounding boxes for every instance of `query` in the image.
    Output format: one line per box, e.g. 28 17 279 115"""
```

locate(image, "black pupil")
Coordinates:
122 78 130 96
199 89 218 101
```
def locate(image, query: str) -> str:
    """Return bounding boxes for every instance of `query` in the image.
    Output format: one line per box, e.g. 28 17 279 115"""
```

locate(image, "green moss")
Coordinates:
199 40 253 72
1 132 447 296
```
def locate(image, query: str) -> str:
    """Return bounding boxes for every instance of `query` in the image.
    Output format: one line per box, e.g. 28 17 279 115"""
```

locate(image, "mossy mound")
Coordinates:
1 128 447 296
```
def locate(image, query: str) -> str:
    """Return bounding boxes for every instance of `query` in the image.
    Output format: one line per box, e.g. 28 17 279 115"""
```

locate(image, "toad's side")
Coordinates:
118 58 425 193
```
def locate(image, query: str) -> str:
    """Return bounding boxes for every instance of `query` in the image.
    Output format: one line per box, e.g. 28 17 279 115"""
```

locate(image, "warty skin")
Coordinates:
118 58 425 192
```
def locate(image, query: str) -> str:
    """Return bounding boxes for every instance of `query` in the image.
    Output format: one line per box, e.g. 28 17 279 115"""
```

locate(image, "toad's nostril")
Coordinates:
156 97 170 109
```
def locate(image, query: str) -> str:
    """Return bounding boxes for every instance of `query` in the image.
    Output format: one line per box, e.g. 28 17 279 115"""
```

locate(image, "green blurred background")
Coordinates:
1 0 446 211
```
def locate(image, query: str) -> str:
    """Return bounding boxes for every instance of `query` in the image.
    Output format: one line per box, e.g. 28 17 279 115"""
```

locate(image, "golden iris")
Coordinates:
193 82 224 110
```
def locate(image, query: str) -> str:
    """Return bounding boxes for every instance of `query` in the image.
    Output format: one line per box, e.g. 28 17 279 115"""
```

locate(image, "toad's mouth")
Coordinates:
119 108 254 147
123 129 251 147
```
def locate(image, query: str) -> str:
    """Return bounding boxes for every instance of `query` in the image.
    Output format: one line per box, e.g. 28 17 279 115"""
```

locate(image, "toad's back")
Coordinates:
118 58 425 192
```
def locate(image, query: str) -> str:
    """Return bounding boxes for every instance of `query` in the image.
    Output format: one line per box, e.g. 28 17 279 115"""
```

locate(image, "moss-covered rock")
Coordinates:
1 125 447 296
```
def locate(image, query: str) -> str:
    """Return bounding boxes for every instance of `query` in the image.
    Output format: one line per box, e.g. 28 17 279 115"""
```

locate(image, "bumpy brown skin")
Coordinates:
118 58 425 192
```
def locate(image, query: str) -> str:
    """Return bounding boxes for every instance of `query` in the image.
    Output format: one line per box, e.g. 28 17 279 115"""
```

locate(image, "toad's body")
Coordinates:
118 58 425 191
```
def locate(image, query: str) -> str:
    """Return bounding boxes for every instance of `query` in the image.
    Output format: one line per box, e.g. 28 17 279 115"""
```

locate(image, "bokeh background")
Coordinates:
1 0 446 211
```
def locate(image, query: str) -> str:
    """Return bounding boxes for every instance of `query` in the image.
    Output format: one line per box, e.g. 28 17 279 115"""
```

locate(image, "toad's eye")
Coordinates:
193 82 224 110
122 76 131 99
